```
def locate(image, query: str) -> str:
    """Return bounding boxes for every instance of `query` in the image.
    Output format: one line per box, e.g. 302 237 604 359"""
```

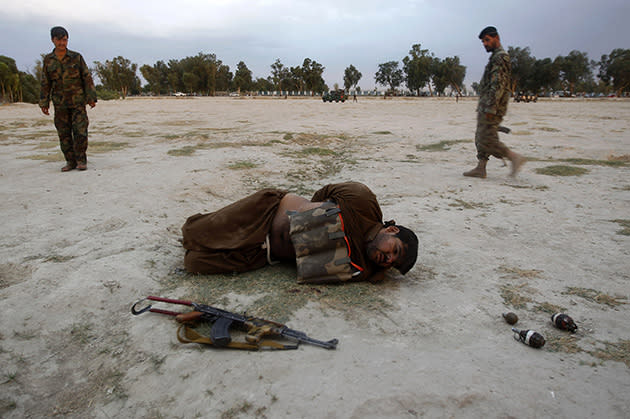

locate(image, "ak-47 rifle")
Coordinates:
131 296 338 350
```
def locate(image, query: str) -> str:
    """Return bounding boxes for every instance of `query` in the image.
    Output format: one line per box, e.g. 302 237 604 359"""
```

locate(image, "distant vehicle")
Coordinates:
229 92 239 97
514 92 537 103
322 89 346 103
173 92 186 97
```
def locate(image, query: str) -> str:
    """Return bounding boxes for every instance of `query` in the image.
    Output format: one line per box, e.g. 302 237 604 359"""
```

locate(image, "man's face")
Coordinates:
367 227 405 270
52 36 68 53
481 35 499 52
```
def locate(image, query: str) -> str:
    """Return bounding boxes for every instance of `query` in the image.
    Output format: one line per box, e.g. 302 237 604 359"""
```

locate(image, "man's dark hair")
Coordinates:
478 26 498 39
394 225 419 275
51 26 69 39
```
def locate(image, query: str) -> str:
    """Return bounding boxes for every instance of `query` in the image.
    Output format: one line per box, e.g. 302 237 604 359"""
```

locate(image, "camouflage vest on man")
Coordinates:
288 202 361 284
477 46 511 117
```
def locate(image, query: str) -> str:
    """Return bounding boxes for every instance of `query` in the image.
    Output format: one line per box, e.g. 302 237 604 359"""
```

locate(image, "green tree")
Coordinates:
233 61 253 93
0 56 19 102
599 49 630 97
528 57 558 95
554 50 593 95
375 61 403 95
471 82 480 95
430 57 465 96
253 77 274 91
93 56 140 98
507 46 535 94
301 58 326 93
140 60 169 95
19 71 39 103
343 64 362 91
270 59 290 92
402 44 434 95
182 72 199 94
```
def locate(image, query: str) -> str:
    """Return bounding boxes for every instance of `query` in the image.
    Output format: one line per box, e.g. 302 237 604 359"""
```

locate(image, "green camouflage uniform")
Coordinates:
475 46 511 160
40 49 97 166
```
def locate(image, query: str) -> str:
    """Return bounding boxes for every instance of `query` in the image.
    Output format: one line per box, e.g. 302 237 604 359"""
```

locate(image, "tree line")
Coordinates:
1 45 629 103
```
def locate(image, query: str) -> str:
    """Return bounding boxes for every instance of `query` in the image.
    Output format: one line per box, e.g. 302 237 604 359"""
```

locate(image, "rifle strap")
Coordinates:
176 324 294 350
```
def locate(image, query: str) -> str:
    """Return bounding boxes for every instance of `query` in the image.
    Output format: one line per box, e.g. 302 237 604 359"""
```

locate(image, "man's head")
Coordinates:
478 26 501 52
50 27 69 53
366 222 418 275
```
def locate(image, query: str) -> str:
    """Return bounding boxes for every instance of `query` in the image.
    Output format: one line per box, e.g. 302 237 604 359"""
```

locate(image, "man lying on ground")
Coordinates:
182 182 419 283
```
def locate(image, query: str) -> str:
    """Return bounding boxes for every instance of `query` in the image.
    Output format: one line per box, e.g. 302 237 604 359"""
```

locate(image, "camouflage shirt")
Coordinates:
477 46 511 116
39 49 97 108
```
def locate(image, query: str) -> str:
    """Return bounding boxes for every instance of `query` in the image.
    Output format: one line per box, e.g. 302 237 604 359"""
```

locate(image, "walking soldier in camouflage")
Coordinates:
464 26 525 179
40 26 97 172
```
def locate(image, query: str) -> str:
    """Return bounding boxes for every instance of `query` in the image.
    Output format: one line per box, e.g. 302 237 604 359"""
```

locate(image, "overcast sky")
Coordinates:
2 0 628 90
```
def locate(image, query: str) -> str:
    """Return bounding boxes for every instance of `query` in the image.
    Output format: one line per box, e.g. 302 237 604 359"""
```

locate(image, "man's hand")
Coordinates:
41 107 49 115
485 112 495 120
88 101 96 109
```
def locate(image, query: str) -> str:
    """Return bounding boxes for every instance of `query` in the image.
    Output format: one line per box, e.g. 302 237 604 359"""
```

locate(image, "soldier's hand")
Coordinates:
88 101 96 108
485 112 494 120
41 107 49 116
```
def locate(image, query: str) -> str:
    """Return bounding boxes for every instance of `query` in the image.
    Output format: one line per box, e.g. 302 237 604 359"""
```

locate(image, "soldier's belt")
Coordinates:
288 202 362 283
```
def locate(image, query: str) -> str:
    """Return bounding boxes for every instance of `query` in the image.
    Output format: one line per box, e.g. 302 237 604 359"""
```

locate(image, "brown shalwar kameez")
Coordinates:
181 182 386 281
182 188 288 274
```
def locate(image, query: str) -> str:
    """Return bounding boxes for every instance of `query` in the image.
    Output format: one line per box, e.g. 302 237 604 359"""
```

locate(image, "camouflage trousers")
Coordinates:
54 106 89 165
474 111 510 161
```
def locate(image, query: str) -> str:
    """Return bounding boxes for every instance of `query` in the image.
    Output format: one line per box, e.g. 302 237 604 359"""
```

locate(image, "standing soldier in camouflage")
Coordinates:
40 26 97 172
464 26 525 178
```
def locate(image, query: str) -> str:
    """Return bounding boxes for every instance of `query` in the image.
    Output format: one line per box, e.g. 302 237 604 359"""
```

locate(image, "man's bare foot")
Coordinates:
510 153 526 177
463 167 487 178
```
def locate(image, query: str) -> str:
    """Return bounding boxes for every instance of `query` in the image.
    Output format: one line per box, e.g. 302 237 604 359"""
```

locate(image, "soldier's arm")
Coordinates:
39 58 51 110
79 54 97 106
484 56 502 115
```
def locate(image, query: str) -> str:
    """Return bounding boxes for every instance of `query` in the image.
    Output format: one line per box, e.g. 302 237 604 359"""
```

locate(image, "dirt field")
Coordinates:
1 96 629 418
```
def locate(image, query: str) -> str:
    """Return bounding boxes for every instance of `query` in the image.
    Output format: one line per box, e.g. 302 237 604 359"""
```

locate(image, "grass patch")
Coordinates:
0 399 17 415
372 131 393 135
558 158 627 167
120 131 144 138
168 264 395 324
498 266 543 279
588 340 630 367
228 160 259 170
448 199 487 210
546 334 582 354
533 302 566 314
564 287 627 307
610 219 630 235
44 254 76 263
33 141 58 149
511 131 532 136
90 141 130 153
168 146 197 156
607 154 630 162
221 401 253 419
535 165 589 176
283 133 294 140
536 126 560 132
18 152 63 162
69 321 96 345
416 139 468 152
300 147 338 156
500 283 533 309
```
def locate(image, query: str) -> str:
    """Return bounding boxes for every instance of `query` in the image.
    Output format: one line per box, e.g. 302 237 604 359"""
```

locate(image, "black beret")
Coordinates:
479 26 498 39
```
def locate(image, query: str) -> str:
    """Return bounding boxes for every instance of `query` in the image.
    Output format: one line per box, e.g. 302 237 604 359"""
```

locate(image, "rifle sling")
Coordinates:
176 324 294 350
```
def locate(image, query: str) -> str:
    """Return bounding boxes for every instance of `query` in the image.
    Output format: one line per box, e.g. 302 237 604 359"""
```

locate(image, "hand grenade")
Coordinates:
551 313 578 333
512 328 545 348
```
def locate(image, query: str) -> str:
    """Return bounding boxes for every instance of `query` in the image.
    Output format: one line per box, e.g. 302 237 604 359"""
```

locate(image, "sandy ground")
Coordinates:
1 96 629 418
